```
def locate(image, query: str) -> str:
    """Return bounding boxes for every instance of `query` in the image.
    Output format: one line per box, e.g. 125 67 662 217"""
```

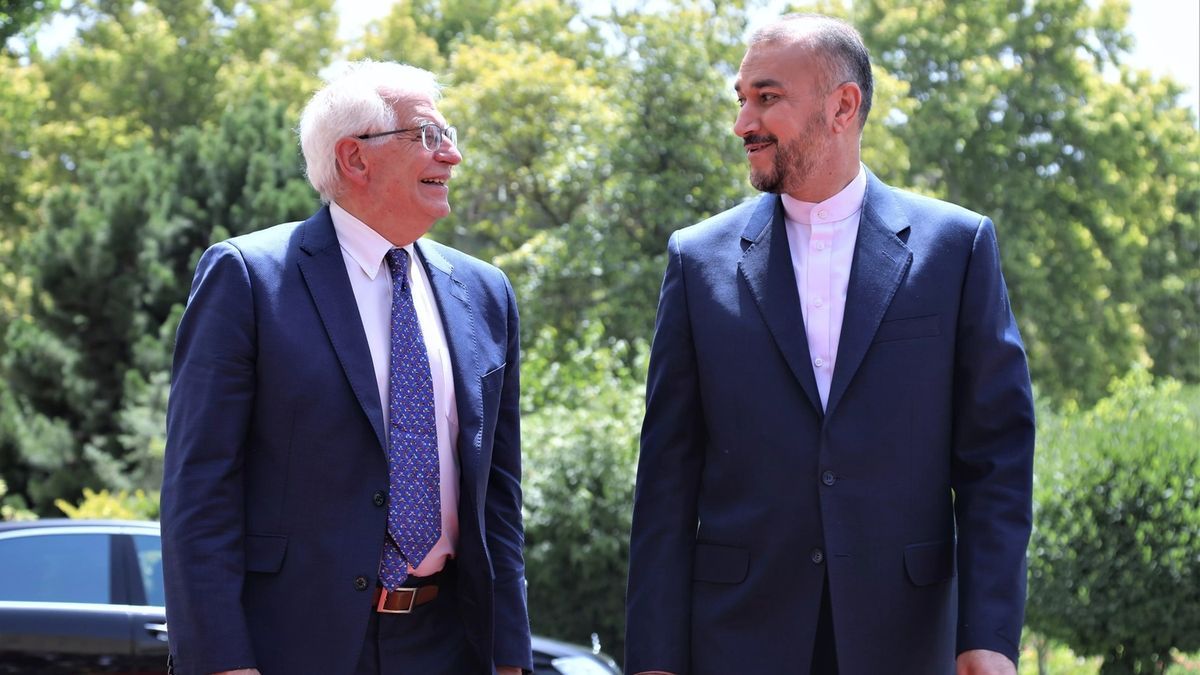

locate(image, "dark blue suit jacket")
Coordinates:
161 206 531 674
625 172 1035 675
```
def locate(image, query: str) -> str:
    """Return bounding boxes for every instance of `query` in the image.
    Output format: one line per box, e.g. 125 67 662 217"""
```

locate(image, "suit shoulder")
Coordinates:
223 220 306 258
419 237 500 273
419 238 512 288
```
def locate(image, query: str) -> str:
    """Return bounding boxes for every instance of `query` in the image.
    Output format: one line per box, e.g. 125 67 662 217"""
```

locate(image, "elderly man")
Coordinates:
161 61 531 675
625 14 1035 675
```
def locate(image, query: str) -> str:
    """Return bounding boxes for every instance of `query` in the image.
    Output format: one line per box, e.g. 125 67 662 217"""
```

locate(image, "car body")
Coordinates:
0 519 619 675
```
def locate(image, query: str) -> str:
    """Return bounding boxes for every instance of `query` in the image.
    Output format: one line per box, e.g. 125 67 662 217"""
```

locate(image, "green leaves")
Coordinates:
1027 371 1200 672
856 0 1200 405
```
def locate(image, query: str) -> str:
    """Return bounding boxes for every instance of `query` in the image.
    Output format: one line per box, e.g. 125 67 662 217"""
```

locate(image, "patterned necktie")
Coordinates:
379 248 441 589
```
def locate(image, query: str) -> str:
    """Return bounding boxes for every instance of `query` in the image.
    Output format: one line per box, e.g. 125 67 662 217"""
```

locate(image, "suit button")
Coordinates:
811 548 825 565
822 470 836 486
373 491 386 507
354 576 369 591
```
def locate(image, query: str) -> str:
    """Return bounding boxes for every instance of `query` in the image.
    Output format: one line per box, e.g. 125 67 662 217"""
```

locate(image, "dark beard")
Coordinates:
749 136 809 194
746 112 825 194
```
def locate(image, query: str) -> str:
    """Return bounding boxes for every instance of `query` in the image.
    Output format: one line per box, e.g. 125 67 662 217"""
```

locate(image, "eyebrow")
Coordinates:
734 78 785 94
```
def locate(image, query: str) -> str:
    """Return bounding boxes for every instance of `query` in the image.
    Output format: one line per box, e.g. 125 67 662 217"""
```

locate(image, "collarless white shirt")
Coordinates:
780 165 868 411
330 201 459 576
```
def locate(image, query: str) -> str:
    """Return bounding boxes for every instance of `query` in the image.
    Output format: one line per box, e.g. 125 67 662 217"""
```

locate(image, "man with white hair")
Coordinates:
161 60 531 675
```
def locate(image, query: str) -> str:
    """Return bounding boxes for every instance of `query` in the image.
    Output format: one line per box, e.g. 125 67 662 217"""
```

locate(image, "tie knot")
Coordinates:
387 248 410 288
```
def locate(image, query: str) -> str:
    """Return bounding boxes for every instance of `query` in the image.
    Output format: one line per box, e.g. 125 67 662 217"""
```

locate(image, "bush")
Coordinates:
521 326 646 663
55 487 159 521
0 477 36 521
1027 370 1200 674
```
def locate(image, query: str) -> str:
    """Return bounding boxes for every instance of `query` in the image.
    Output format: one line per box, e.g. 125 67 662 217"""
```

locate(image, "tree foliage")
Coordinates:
521 325 646 660
1 94 312 510
1027 372 1200 674
852 0 1200 404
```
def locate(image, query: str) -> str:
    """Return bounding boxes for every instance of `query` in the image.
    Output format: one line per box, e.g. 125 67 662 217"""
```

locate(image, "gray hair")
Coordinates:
298 60 442 202
750 14 874 126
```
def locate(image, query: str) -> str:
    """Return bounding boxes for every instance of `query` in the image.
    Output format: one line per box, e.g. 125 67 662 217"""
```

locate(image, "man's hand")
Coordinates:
957 649 1016 675
213 670 260 675
496 667 523 675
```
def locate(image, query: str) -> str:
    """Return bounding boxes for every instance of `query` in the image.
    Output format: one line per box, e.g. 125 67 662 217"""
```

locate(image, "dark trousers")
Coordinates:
354 564 487 675
810 574 839 674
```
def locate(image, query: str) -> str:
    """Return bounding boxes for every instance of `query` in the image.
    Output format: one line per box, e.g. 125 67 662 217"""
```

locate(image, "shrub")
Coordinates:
521 326 645 663
1027 370 1200 674
55 487 159 521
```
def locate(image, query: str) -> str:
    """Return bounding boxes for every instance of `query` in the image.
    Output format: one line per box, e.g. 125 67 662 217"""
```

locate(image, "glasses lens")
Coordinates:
419 124 457 152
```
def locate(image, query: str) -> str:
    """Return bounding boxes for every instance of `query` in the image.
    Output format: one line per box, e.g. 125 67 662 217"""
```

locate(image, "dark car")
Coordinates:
0 519 619 675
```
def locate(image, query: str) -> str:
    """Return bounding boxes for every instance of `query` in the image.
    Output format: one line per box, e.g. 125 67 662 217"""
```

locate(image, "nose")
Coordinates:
435 139 462 165
733 104 758 139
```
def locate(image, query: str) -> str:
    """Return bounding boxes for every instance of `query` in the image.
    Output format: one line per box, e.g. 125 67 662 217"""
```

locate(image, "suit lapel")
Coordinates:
296 206 387 452
825 175 913 416
738 195 824 415
415 240 482 492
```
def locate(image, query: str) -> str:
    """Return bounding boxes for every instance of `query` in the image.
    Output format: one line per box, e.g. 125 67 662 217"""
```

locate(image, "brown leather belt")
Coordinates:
373 584 439 613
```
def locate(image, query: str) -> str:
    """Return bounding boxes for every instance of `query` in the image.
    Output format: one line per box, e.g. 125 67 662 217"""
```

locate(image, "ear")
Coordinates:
829 81 863 134
335 137 370 188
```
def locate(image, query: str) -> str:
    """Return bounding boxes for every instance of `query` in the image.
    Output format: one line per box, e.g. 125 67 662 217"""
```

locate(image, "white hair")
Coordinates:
298 60 442 202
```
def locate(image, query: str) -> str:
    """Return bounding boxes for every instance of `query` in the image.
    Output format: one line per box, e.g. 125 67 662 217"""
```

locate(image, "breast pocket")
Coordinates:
874 314 941 344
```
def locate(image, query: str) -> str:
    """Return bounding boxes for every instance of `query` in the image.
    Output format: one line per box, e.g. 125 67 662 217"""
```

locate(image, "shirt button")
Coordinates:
811 548 825 564
822 470 837 486
354 576 369 591
814 357 825 368
815 241 826 251
373 491 386 507
814 297 824 308
817 209 828 219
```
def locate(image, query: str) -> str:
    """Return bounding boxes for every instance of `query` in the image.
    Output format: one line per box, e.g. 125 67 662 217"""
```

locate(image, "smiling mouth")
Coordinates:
421 178 448 186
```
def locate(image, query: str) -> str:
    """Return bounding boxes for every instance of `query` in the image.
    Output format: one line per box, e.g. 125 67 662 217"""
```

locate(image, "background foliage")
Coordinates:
1 0 1197 666
1027 373 1200 674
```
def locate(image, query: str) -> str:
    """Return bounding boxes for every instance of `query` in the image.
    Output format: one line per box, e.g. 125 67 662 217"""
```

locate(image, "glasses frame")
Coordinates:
355 121 458 152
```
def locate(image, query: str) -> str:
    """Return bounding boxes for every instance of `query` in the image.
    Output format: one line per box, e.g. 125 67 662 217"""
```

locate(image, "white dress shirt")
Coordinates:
330 201 459 576
780 165 868 410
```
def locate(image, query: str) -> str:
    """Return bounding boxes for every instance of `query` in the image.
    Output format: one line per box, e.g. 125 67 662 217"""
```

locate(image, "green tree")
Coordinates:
0 0 60 47
521 325 646 661
1027 371 1200 674
1 94 313 511
852 0 1200 404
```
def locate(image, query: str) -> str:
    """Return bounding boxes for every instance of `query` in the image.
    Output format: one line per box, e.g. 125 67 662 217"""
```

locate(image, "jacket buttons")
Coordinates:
373 490 386 507
811 548 825 565
354 576 369 591
822 470 837 486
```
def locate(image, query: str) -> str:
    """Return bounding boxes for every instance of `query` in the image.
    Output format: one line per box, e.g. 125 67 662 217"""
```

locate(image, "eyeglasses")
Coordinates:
355 122 458 152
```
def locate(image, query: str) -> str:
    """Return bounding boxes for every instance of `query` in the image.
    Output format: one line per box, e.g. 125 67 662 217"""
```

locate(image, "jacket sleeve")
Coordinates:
160 242 258 675
625 232 707 673
487 274 534 671
950 217 1036 663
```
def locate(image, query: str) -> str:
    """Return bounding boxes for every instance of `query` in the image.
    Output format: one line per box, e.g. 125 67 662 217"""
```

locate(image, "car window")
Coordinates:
0 532 110 603
132 533 165 606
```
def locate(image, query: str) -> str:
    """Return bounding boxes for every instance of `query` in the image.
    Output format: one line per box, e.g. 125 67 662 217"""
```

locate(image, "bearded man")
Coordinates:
624 14 1035 675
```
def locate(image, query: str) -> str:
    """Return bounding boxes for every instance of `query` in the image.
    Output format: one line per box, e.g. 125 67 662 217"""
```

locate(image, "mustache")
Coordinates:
743 134 776 146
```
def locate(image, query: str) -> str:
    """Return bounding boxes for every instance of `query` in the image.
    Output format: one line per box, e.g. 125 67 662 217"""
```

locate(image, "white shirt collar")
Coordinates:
329 201 415 280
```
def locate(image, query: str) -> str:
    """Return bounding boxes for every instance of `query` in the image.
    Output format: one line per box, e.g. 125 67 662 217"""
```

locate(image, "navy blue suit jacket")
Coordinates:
161 206 531 674
625 172 1035 674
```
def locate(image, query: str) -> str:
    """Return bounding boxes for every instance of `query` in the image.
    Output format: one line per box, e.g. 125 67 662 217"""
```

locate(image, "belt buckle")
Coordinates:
376 587 417 614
